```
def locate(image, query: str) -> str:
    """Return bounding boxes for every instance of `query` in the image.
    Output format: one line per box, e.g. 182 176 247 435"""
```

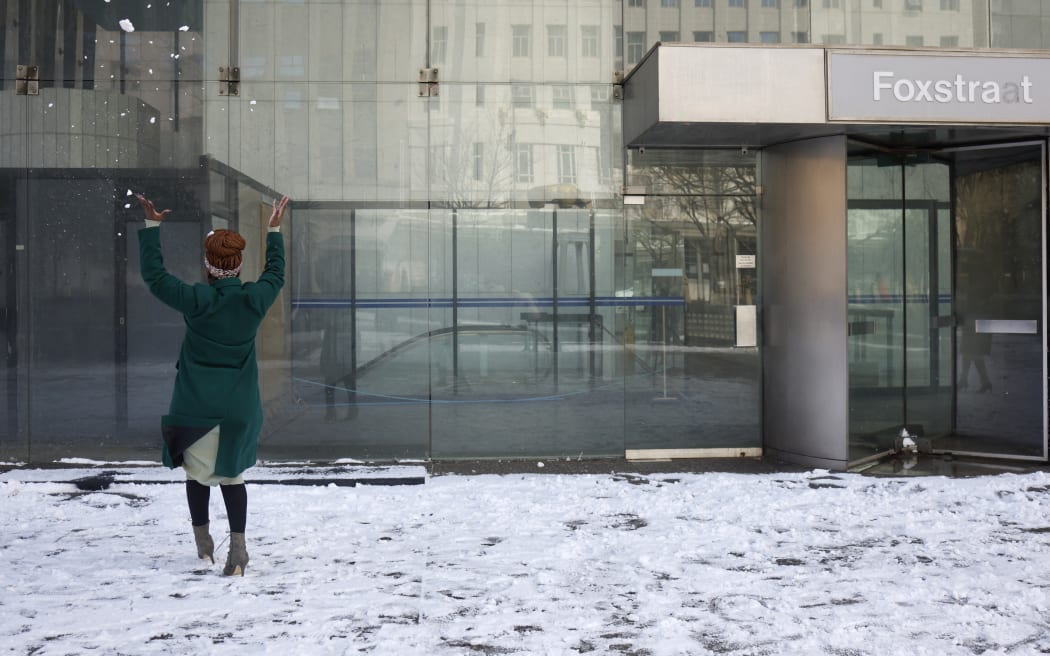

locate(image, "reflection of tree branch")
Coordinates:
655 164 756 237
634 216 681 266
628 161 758 308
624 196 677 269
432 111 516 209
630 164 755 266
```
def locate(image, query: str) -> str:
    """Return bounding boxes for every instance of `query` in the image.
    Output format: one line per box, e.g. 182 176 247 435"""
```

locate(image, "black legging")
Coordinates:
186 480 247 533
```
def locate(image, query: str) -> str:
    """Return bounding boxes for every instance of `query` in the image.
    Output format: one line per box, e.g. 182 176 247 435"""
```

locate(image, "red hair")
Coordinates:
204 229 245 271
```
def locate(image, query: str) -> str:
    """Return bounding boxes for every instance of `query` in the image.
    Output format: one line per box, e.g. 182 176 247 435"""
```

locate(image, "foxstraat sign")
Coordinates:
828 51 1047 124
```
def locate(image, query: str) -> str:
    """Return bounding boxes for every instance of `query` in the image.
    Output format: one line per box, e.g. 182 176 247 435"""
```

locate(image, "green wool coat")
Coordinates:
138 226 285 478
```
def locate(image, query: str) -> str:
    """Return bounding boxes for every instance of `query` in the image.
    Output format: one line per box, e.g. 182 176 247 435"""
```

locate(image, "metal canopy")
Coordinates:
622 44 1050 150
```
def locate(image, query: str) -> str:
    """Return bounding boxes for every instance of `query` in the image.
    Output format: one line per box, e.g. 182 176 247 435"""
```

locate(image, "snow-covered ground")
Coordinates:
2 463 1050 655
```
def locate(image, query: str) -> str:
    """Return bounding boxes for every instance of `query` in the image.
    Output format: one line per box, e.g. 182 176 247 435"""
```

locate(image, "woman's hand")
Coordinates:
135 194 172 222
269 196 291 228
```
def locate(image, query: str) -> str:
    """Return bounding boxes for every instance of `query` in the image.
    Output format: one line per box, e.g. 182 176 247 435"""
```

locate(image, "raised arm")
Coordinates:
269 195 290 229
136 194 171 224
247 196 289 311
136 194 203 315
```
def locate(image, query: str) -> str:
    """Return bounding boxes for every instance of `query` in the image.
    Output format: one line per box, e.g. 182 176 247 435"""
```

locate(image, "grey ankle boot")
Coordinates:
223 532 249 576
193 523 214 564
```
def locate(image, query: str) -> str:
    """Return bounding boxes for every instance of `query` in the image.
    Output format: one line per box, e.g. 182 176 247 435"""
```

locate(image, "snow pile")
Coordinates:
2 468 1049 654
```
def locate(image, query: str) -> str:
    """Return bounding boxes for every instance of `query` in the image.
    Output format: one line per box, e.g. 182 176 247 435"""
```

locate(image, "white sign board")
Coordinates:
828 51 1050 123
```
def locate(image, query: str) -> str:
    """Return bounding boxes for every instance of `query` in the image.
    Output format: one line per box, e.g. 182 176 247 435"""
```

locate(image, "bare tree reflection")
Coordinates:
629 155 757 347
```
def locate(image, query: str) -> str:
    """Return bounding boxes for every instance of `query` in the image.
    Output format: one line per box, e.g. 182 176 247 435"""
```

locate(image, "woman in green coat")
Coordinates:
136 193 289 576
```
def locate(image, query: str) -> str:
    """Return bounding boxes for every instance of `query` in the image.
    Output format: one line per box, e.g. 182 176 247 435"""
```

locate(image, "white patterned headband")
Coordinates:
204 230 242 279
205 260 241 279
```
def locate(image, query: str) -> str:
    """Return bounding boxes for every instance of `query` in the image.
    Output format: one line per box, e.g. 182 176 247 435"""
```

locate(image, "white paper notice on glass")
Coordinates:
736 255 756 269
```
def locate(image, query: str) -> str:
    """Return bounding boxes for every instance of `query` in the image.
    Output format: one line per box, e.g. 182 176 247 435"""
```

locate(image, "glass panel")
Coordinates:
0 93 26 460
10 0 208 461
238 0 425 84
361 208 439 458
20 63 212 460
621 0 998 62
810 2 988 47
3 0 225 461
26 82 204 170
430 84 621 207
902 162 952 439
26 177 117 455
425 206 626 458
289 208 432 460
846 154 953 460
949 145 1044 458
228 82 420 203
847 154 906 461
430 0 618 83
0 2 207 89
993 4 1050 49
624 150 761 452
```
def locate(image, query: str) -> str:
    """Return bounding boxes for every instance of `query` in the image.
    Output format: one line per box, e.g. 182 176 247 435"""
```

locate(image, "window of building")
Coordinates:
693 31 714 42
548 25 567 58
476 85 485 106
553 85 573 109
590 85 609 103
352 144 374 179
512 85 533 108
432 26 447 64
762 0 777 6
515 144 534 184
615 27 623 58
581 26 599 57
628 0 644 6
430 145 447 175
940 35 959 47
760 31 780 43
557 145 576 184
282 87 305 110
792 31 809 43
822 0 840 7
512 25 531 57
659 31 680 43
940 0 959 9
822 34 845 44
872 33 883 45
795 0 808 5
595 147 610 183
729 0 746 6
626 32 646 65
241 56 266 80
476 23 485 57
906 35 924 46
695 0 711 6
727 31 747 42
278 55 305 78
872 0 882 6
904 0 921 9
661 0 679 6
473 143 484 182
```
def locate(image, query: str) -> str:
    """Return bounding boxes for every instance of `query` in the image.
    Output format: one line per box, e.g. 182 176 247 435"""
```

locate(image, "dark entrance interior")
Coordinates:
847 140 1046 464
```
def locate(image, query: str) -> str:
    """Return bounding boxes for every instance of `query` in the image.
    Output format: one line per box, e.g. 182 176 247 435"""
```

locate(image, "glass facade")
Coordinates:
0 0 1047 463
